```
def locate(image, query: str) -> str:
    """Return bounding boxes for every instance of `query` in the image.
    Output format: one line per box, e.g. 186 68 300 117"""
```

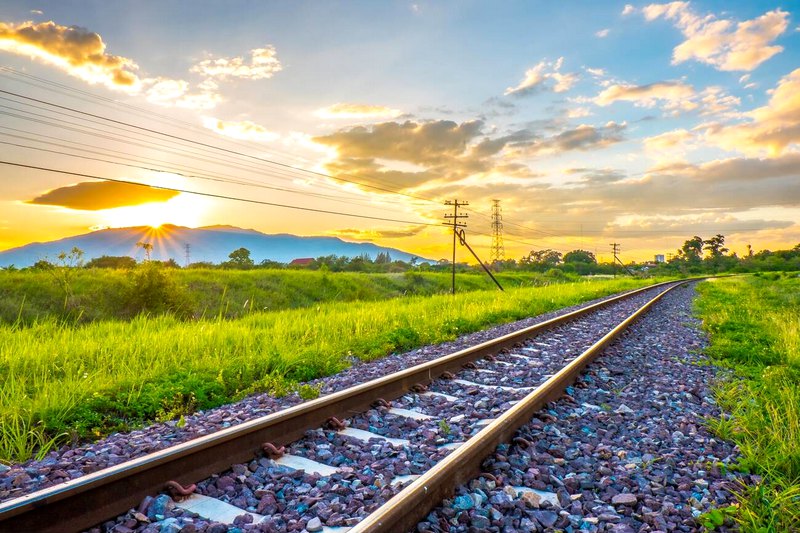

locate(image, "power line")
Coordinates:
0 88 441 205
0 137 406 211
0 160 445 228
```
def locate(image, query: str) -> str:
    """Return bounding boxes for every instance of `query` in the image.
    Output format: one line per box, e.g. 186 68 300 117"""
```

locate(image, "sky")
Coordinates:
1 0 799 263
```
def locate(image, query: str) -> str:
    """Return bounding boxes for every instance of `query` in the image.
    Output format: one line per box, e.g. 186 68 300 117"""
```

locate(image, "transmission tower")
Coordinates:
490 199 504 263
184 243 191 267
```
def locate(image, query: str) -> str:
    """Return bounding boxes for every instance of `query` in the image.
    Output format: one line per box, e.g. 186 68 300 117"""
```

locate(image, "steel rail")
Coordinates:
0 280 680 532
350 280 688 532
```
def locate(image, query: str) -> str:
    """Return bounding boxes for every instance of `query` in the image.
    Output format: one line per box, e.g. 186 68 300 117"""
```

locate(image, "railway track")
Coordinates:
0 280 688 532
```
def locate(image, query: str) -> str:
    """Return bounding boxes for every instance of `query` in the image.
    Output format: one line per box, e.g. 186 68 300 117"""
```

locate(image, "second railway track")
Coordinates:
0 280 693 532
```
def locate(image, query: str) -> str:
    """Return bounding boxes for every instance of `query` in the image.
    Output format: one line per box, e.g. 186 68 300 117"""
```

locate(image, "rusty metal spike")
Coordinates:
262 442 286 459
165 481 196 501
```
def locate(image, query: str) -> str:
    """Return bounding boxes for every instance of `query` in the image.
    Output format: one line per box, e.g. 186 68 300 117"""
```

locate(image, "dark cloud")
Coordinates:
28 181 178 210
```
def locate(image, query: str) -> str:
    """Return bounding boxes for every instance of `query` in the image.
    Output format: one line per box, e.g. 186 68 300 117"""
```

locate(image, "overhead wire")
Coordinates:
0 88 442 205
0 160 447 228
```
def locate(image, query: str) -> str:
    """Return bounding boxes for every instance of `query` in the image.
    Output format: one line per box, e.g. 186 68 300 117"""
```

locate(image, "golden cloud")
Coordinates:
315 120 484 166
505 57 578 96
329 225 427 240
643 2 789 71
0 20 139 89
28 181 178 210
191 45 282 80
703 68 800 156
595 81 695 108
0 19 224 110
643 129 693 155
315 103 402 119
202 117 279 142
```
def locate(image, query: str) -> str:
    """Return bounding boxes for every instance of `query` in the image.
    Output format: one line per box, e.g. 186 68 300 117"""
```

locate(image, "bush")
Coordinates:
122 263 190 317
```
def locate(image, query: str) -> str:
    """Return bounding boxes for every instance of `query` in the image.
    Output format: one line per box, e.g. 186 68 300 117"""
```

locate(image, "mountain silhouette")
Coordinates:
0 225 428 267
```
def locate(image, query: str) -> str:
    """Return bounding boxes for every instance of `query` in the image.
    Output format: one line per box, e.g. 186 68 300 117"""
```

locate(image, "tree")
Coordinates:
85 255 137 269
678 236 703 262
563 250 596 264
703 234 729 258
375 252 392 264
525 249 562 265
136 241 153 261
227 247 254 268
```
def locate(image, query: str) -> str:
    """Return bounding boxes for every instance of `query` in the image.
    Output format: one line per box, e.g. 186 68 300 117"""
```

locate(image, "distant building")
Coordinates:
289 257 314 266
654 254 665 263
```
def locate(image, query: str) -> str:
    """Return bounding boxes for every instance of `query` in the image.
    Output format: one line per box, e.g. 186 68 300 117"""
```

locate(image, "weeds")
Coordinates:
695 274 800 530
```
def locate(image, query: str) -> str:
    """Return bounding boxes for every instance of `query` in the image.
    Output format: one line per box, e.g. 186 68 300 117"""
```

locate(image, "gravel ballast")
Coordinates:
419 282 742 532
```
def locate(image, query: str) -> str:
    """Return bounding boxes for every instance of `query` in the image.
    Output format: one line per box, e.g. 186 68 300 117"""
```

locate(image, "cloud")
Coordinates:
315 119 484 166
0 19 226 110
143 77 222 110
313 117 627 196
28 181 178 210
644 128 693 152
202 117 279 142
315 103 402 119
595 29 610 38
643 2 789 71
518 122 626 155
329 225 427 240
605 214 792 238
594 78 738 117
505 57 579 96
622 4 636 16
191 45 282 80
702 68 800 156
30 10 43 15
566 106 592 118
0 20 140 89
594 80 695 108
565 167 627 185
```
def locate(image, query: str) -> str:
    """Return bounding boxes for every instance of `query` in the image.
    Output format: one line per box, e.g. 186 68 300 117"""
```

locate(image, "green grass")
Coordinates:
0 268 570 324
0 276 661 464
695 274 800 531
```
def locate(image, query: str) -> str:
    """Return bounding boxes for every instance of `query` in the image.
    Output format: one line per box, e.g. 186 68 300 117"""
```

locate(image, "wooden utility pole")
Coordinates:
610 242 620 278
444 200 468 295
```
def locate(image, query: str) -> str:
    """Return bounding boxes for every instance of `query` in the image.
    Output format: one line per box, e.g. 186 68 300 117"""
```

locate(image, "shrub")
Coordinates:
122 263 190 317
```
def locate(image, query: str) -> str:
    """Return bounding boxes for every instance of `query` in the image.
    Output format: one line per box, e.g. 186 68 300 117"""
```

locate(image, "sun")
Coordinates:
99 194 209 229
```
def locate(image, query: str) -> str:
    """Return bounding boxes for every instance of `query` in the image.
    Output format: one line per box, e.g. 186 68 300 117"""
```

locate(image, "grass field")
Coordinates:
0 267 569 324
0 276 660 464
695 273 800 531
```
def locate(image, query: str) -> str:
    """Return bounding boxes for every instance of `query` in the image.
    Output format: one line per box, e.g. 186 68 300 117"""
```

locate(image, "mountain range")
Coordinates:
0 225 429 267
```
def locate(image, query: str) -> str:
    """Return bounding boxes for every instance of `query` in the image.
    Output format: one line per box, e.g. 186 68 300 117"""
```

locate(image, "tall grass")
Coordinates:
0 277 657 464
696 274 800 531
0 268 565 323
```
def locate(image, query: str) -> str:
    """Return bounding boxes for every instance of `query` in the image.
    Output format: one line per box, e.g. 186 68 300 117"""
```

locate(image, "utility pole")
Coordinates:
490 199 504 264
610 242 635 276
444 200 469 295
184 243 191 267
